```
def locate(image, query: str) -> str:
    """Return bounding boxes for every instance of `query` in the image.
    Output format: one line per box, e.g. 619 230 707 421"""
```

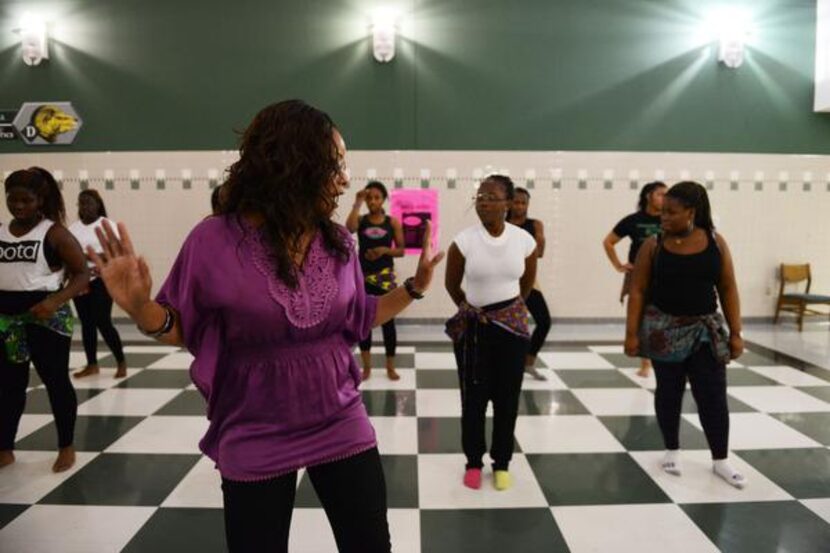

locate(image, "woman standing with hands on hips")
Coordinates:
346 181 405 381
90 100 444 553
624 181 746 489
445 174 537 492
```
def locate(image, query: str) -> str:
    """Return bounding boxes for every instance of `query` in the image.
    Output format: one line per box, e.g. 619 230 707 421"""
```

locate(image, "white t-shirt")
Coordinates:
68 217 115 270
453 223 537 307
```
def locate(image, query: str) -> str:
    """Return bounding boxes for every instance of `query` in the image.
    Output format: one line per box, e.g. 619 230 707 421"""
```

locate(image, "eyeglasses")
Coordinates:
473 193 508 203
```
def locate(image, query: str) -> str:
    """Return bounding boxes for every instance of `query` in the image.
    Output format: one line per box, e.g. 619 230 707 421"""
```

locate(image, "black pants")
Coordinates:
0 325 77 450
652 346 729 459
525 289 551 357
358 283 396 357
73 278 125 366
221 447 391 553
454 319 528 471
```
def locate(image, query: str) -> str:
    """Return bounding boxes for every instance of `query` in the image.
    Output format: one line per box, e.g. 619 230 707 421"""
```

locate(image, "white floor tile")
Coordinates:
552 504 719 553
69 352 91 368
571 388 657 416
289 509 338 552
146 352 195 370
801 498 830 525
746 366 830 387
0 505 156 553
76 389 181 416
726 386 830 413
353 346 416 355
105 416 207 454
415 389 492 417
683 412 821 450
0 451 98 503
587 345 624 354
387 509 421 553
417 454 548 509
161 456 222 508
538 352 615 370
629 449 792 504
360 369 417 390
14 415 53 440
514 415 625 453
123 345 182 354
520 370 569 390
370 417 419 454
619 368 658 390
414 352 457 370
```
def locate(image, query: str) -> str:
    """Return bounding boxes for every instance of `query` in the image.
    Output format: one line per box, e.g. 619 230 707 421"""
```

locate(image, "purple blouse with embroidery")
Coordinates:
155 216 378 482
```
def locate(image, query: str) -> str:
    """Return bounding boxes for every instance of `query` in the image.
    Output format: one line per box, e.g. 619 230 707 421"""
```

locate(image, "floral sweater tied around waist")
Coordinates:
638 304 730 365
0 304 74 363
446 297 530 384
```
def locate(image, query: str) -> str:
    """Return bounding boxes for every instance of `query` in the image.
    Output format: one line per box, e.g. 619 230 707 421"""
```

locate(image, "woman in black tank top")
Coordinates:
507 187 551 381
624 181 747 490
346 181 405 381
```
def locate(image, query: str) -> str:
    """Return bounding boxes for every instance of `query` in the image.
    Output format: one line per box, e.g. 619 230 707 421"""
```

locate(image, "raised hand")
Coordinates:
88 220 153 317
353 189 368 208
412 221 445 293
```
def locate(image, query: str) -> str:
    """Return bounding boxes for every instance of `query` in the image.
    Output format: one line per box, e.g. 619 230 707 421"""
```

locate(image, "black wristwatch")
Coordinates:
403 277 424 300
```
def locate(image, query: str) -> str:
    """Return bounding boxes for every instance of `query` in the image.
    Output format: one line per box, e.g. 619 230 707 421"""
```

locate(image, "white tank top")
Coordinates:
0 219 64 292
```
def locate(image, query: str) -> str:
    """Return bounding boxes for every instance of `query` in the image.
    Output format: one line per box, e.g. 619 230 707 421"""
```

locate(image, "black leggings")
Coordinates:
0 324 77 450
525 289 551 357
358 283 396 357
73 278 125 365
221 447 391 553
652 346 730 460
454 319 528 471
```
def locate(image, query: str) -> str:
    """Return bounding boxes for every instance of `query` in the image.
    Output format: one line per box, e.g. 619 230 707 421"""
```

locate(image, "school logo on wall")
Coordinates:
12 102 82 145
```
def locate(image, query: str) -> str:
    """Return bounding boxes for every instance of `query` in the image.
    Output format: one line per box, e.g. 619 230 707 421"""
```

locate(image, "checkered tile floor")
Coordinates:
2 341 830 552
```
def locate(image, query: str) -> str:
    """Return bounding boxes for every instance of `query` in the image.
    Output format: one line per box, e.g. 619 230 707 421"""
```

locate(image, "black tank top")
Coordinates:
357 215 395 275
651 232 721 316
517 218 536 239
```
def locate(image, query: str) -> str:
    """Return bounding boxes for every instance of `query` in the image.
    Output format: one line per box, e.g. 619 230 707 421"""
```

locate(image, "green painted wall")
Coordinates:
0 0 826 153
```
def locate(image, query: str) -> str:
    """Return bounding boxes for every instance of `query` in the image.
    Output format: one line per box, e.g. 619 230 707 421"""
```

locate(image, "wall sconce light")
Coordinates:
17 14 49 66
371 8 399 63
709 7 753 69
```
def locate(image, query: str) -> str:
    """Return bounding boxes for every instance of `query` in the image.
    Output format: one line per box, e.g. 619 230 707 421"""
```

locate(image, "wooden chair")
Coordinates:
774 264 830 331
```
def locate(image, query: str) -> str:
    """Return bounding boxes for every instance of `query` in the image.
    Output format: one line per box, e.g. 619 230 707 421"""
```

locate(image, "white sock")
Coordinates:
661 450 681 475
713 459 747 489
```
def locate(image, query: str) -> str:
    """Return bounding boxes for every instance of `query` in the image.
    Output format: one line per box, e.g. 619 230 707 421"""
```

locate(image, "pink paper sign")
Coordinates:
389 188 439 255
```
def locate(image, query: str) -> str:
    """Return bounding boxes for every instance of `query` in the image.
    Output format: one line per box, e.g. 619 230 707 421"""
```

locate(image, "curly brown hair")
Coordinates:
221 100 350 288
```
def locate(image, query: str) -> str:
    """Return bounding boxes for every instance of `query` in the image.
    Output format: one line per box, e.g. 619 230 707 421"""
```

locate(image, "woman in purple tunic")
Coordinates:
89 100 444 553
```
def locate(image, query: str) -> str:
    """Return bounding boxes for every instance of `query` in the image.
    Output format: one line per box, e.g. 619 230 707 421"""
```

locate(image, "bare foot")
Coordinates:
362 367 372 381
0 450 15 468
73 365 99 379
386 358 400 381
114 361 128 379
52 446 75 473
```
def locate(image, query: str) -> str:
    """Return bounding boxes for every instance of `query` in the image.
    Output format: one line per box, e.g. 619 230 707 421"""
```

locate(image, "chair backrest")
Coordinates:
780 263 811 293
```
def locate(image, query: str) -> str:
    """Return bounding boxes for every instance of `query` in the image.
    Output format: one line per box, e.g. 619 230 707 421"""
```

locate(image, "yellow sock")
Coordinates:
494 470 512 491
